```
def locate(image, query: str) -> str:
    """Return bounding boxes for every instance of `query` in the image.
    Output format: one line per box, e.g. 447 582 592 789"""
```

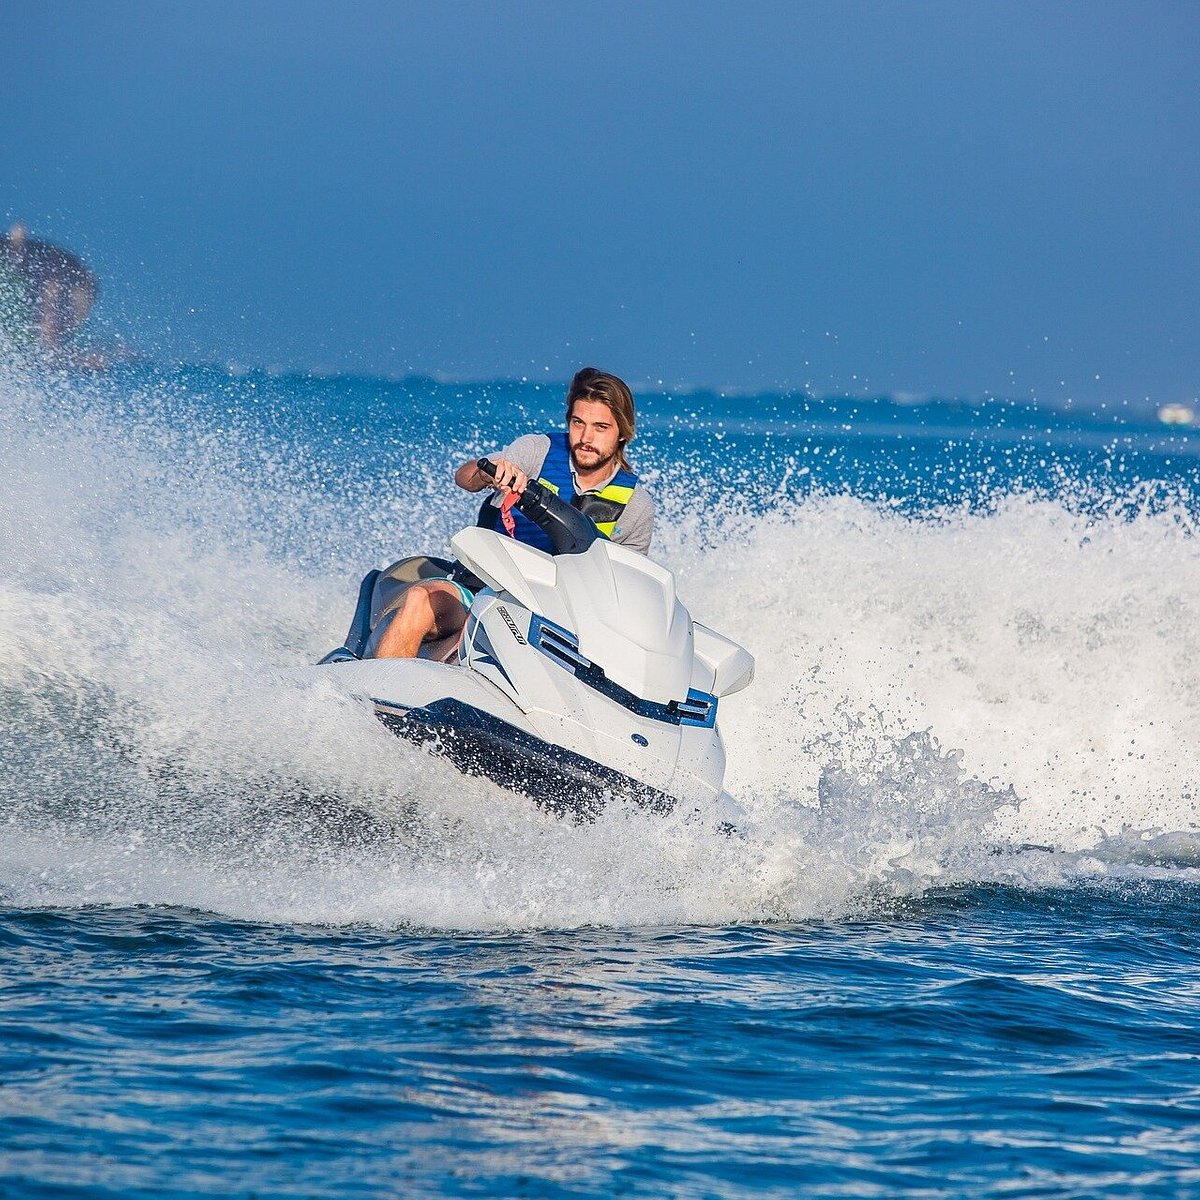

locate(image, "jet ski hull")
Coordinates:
372 696 676 820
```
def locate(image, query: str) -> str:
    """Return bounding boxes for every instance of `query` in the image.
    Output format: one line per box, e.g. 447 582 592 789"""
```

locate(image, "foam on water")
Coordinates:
658 482 1200 852
2 363 1198 930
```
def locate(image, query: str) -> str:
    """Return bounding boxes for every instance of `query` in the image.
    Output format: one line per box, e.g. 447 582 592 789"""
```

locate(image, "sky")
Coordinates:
3 0 1198 402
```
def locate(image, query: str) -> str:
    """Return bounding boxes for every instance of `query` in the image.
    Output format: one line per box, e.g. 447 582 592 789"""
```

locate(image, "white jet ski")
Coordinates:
315 459 754 819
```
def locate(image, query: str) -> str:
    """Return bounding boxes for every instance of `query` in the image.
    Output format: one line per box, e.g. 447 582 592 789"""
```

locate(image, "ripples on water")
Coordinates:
3 885 1200 1198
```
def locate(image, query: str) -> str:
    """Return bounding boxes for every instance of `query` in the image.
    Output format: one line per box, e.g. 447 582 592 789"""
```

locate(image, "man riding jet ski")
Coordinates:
372 368 656 660
316 368 753 819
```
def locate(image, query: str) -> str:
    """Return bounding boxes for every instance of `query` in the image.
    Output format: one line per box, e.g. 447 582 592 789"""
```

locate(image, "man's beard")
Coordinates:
570 441 618 473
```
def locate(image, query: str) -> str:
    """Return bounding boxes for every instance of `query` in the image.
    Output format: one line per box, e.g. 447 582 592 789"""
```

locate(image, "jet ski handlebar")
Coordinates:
476 457 598 556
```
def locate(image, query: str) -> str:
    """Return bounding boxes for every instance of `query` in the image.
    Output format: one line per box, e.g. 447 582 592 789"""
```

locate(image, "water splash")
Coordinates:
2 362 1197 929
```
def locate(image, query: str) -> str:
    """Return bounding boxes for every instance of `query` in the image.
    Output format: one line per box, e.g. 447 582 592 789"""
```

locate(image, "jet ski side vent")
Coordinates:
537 622 591 671
529 615 717 728
671 693 715 725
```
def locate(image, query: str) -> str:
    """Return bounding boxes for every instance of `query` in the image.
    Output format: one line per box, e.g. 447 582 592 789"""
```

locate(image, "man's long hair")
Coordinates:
566 367 636 471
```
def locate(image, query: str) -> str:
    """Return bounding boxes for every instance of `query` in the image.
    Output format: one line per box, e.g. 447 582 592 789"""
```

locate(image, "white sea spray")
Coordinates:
2 361 1198 929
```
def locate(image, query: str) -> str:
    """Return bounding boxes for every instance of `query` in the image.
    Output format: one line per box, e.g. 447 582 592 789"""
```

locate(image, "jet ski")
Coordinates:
315 459 755 820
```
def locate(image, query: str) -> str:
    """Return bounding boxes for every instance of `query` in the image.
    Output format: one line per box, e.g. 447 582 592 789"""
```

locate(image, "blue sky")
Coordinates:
3 0 1197 402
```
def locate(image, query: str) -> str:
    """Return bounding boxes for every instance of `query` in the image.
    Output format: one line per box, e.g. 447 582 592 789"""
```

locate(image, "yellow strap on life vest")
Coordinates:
596 483 635 505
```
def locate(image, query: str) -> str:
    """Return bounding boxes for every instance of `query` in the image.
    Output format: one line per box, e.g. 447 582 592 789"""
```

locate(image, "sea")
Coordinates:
2 359 1199 1198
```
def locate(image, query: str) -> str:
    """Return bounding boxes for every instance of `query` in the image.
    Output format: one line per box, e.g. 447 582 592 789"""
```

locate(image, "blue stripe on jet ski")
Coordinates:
528 614 718 728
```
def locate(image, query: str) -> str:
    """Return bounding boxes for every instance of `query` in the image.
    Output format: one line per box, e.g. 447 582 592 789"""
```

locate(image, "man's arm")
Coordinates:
454 459 517 492
455 434 550 496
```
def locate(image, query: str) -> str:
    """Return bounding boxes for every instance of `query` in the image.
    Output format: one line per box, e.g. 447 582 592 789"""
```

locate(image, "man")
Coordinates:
0 224 98 353
372 367 655 659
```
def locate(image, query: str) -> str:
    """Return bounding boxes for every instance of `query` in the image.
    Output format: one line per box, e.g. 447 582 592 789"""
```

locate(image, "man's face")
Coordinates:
568 400 621 474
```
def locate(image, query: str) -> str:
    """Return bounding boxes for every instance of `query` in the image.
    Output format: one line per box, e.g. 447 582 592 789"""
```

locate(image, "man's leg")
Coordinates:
372 580 469 659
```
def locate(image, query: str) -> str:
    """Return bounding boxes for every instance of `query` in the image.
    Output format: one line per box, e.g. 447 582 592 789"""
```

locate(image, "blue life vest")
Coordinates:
481 432 639 555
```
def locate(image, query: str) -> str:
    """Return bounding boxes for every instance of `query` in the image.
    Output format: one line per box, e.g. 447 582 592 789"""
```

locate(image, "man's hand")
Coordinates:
486 458 529 495
454 456 529 494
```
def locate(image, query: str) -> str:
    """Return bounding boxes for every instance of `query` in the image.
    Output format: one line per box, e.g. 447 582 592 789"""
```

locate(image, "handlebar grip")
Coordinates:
477 454 548 511
472 456 596 555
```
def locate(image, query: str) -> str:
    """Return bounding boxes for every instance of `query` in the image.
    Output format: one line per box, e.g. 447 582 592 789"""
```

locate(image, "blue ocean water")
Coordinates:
2 360 1199 1197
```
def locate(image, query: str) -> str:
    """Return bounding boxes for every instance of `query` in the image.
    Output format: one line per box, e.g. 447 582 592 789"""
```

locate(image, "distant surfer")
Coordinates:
372 367 656 658
0 224 99 357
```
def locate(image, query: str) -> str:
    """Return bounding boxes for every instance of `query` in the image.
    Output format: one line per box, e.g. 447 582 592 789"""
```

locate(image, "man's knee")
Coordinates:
398 584 437 627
